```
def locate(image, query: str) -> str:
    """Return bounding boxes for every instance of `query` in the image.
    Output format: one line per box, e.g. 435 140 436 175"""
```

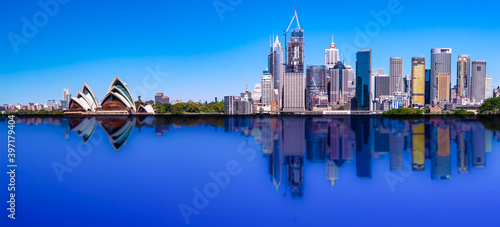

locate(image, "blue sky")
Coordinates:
1 0 499 105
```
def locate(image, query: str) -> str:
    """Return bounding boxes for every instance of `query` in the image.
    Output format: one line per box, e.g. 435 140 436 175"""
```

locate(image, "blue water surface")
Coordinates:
0 115 499 227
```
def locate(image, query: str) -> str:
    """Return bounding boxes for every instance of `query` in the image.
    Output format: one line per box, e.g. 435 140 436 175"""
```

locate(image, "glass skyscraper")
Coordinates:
355 50 372 110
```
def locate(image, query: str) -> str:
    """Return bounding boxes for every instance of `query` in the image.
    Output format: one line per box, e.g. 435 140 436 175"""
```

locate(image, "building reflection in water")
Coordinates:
3 115 499 198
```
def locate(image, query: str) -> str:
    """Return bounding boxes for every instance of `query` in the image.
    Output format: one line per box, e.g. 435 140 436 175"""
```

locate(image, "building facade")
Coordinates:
457 55 471 98
355 50 372 110
471 60 486 102
412 57 425 106
430 48 452 104
283 28 305 111
437 73 451 102
374 74 390 98
269 36 283 109
390 57 404 94
485 76 493 99
261 72 274 111
329 62 349 104
306 65 326 110
325 38 339 69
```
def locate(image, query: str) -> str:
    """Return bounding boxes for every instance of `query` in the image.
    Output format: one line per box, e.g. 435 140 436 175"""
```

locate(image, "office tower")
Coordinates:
425 69 431 104
306 65 326 110
412 123 425 171
390 57 404 94
374 74 390 97
411 58 425 105
329 62 349 104
471 60 486 101
485 76 493 99
345 65 356 98
283 28 305 111
437 73 451 102
356 49 372 110
494 86 500 98
269 36 283 109
261 71 274 111
154 93 170 104
154 93 163 104
457 55 471 98
325 37 339 69
62 87 71 109
430 48 452 104
405 74 412 94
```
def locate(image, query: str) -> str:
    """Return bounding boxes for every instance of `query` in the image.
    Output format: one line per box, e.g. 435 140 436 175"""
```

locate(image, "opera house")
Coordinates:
65 76 155 115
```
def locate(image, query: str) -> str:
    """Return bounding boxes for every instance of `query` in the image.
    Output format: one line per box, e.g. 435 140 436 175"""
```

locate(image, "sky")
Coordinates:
1 0 500 105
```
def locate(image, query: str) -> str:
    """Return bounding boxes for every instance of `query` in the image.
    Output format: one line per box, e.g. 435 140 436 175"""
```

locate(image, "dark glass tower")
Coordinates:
355 50 372 110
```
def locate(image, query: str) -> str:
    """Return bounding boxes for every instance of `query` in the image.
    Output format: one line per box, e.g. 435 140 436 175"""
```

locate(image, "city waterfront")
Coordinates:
1 115 499 226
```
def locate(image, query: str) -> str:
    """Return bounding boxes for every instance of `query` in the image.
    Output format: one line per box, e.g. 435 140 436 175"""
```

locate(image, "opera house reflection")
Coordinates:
4 115 499 198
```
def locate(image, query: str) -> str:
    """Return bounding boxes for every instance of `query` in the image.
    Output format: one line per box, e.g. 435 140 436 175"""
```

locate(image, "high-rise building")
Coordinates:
437 73 451 102
485 76 493 99
457 55 471 98
305 65 326 110
283 27 305 111
325 37 339 69
269 36 283 109
261 71 274 111
329 62 349 104
61 87 71 109
374 74 390 98
412 57 425 105
471 60 486 102
154 93 170 104
494 86 500 98
355 50 372 110
390 57 404 94
345 65 356 99
430 48 452 104
425 69 431 105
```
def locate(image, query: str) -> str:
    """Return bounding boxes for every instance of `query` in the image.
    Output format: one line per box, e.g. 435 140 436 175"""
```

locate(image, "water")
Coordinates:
1 115 499 227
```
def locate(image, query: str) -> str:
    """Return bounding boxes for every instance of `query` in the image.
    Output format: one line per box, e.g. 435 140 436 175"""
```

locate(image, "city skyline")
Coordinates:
1 0 500 105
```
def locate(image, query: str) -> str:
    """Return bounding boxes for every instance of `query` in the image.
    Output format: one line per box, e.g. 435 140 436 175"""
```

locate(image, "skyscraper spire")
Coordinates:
245 73 248 92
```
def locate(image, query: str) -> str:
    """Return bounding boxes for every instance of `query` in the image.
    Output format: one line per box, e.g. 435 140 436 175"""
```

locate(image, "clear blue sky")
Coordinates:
1 0 499 105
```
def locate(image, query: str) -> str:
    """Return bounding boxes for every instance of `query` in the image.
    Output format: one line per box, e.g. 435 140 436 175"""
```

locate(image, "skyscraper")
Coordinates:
471 60 486 102
269 36 283 109
325 37 339 69
486 76 493 99
374 74 390 98
62 87 71 109
345 65 356 99
261 71 274 111
425 69 431 105
457 55 471 98
430 48 452 104
437 73 451 102
305 65 326 110
329 62 349 104
390 57 404 94
283 28 305 111
412 57 425 105
355 50 372 110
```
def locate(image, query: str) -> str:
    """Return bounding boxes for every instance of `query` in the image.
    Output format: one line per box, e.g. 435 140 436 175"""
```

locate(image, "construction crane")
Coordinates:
283 7 301 65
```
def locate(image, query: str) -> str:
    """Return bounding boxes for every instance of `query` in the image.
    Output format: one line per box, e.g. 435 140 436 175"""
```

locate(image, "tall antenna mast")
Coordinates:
245 73 248 92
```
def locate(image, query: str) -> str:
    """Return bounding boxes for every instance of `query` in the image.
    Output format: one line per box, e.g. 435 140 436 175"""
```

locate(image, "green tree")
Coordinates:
383 108 424 115
479 97 500 114
171 104 184 115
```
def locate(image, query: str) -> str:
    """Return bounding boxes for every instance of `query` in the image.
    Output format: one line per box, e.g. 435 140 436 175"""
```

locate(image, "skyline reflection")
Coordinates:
2 115 499 198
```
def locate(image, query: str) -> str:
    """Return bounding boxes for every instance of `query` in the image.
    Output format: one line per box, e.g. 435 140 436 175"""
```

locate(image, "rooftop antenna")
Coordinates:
422 51 424 58
245 73 248 92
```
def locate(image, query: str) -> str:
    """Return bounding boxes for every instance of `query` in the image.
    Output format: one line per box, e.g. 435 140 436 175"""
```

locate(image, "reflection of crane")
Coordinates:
283 7 301 65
